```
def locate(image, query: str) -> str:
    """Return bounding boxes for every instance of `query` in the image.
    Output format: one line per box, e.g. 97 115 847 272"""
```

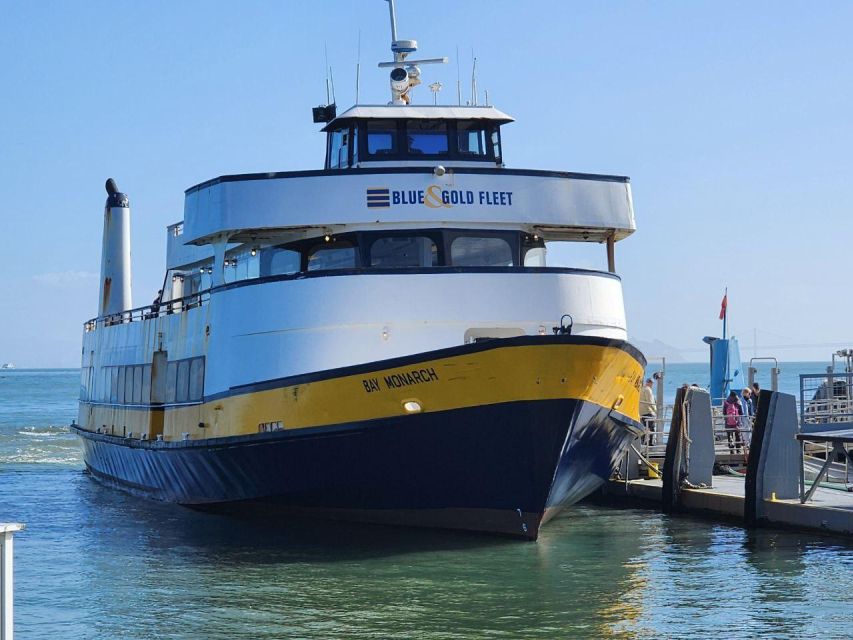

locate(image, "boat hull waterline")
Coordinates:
73 336 644 539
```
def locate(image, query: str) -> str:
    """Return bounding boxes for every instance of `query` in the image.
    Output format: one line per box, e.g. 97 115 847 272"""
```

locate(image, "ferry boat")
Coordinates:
72 1 645 539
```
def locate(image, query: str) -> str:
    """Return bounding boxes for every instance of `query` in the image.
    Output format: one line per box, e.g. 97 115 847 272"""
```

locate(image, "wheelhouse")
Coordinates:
322 105 512 169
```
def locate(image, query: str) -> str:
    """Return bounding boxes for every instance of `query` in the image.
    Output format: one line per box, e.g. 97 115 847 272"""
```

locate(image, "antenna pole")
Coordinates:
324 43 331 104
356 30 362 103
456 46 462 105
471 55 477 106
329 66 336 104
386 0 398 44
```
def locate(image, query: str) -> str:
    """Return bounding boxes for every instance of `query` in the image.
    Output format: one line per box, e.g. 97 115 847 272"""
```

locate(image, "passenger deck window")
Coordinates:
307 242 357 271
367 120 398 156
370 236 438 268
189 358 205 401
176 360 190 403
406 120 448 155
264 248 301 276
451 237 514 267
165 362 177 404
141 365 152 404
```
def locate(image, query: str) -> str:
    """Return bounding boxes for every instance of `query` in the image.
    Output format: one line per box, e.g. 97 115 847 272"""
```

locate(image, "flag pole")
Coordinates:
722 287 727 340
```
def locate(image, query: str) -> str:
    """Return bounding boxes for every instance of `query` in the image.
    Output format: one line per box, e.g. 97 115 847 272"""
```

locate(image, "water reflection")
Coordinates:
2 468 851 639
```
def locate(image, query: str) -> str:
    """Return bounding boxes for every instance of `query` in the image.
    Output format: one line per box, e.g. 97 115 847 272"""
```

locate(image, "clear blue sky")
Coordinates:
2 1 852 367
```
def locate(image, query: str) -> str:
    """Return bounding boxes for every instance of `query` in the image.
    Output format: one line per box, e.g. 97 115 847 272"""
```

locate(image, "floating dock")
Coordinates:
596 388 853 537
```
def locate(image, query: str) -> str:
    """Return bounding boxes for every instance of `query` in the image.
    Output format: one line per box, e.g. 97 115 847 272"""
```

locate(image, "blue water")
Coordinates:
651 361 831 405
0 368 851 639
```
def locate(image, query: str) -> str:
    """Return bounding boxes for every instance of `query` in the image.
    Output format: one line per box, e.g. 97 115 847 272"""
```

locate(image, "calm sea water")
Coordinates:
0 367 850 639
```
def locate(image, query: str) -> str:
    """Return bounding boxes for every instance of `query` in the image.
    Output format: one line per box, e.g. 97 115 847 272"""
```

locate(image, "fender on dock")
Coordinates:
744 391 801 527
661 387 716 514
661 387 686 514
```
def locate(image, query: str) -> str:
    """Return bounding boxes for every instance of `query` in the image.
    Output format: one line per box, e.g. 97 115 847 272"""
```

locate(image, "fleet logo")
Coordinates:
365 185 513 209
366 187 391 208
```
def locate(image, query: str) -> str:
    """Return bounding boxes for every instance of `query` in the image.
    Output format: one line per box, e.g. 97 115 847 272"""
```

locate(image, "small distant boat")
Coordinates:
0 363 14 370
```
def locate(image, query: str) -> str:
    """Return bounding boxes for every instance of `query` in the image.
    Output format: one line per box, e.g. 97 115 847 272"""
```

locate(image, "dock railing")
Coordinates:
799 372 853 432
1 523 24 640
638 402 753 464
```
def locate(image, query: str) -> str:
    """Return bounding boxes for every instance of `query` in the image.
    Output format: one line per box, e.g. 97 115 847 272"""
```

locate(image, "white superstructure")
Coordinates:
79 0 636 436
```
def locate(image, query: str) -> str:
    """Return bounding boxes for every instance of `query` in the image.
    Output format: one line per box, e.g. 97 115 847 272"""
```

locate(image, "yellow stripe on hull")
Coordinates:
81 340 643 442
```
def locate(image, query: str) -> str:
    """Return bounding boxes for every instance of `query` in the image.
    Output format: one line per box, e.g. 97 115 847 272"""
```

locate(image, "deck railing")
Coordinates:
83 290 211 331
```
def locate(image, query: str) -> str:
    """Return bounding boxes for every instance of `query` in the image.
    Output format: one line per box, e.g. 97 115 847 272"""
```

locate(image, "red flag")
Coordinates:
719 293 728 320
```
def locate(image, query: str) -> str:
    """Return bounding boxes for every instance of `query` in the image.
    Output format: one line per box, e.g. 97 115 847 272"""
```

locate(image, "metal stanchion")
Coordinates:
1 524 24 640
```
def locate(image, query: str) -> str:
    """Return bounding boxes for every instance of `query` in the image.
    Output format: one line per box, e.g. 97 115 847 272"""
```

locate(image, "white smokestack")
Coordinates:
98 178 133 317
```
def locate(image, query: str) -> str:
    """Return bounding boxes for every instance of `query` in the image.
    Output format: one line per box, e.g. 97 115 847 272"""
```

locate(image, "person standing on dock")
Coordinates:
640 379 657 445
741 388 754 417
724 390 744 454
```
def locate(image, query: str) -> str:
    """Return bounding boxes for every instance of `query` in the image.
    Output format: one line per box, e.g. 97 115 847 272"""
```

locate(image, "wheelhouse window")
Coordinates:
456 121 489 157
366 120 398 157
450 236 514 267
307 241 357 271
353 119 502 163
328 127 351 169
369 236 439 268
406 120 448 155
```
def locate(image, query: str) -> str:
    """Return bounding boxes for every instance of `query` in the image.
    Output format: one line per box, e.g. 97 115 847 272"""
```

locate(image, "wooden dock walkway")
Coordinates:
596 388 853 538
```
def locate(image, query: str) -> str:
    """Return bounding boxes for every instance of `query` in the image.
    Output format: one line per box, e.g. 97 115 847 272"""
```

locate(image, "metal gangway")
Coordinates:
798 366 853 489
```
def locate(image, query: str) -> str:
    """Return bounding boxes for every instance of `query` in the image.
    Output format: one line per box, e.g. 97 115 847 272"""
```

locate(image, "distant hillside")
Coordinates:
630 338 689 363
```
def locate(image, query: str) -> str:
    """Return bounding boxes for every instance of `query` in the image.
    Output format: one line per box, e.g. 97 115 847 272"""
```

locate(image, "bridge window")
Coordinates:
366 120 398 156
370 236 439 268
450 236 514 267
406 120 448 155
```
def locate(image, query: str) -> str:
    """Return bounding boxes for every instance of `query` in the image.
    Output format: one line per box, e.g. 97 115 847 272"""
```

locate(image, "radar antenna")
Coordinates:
379 0 448 105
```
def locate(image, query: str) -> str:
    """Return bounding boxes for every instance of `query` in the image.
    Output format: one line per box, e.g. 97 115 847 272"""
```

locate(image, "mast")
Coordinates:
380 0 448 104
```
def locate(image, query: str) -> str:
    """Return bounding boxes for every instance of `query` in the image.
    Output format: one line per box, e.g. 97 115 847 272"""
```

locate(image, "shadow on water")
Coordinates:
73 469 515 565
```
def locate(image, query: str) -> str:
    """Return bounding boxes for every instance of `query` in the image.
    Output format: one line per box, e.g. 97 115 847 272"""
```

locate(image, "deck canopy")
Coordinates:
181 167 635 246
